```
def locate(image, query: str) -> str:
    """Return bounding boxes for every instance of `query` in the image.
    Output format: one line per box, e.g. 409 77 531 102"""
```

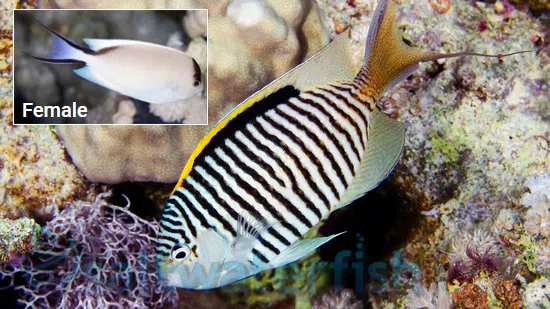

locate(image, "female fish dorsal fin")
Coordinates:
357 0 530 98
335 109 404 210
172 29 358 191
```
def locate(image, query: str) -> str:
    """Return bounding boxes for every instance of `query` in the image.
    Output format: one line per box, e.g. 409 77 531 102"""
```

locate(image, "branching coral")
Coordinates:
311 289 364 309
0 193 178 308
406 282 452 309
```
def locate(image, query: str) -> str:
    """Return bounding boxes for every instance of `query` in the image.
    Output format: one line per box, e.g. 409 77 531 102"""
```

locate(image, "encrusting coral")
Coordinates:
0 192 178 309
0 104 86 219
0 217 40 265
524 278 550 309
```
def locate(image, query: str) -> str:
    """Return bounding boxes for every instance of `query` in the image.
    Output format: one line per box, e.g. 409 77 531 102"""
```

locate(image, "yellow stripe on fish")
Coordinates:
157 0 528 289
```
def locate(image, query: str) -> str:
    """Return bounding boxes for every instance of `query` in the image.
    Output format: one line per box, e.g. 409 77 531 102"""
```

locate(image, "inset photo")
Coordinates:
13 10 207 125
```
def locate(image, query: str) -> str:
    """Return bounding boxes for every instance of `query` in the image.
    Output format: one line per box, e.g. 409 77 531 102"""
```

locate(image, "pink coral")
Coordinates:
0 192 177 309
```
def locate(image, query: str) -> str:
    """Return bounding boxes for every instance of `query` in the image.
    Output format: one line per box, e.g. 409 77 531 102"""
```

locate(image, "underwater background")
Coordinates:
0 0 549 308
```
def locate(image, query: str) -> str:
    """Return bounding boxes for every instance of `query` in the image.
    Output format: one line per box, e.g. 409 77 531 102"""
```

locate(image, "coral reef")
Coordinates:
0 193 178 309
40 0 198 9
4 0 85 220
183 9 207 38
509 0 550 13
524 278 550 309
0 217 40 264
55 125 208 183
0 101 86 219
311 289 364 309
520 174 550 275
405 282 452 309
446 229 514 283
203 0 330 120
318 0 550 307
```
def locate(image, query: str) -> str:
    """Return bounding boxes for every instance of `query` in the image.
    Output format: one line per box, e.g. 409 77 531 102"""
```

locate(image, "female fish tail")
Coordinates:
28 20 93 65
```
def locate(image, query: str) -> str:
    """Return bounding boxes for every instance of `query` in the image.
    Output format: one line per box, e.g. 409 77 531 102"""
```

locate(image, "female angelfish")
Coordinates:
156 0 524 289
28 21 203 104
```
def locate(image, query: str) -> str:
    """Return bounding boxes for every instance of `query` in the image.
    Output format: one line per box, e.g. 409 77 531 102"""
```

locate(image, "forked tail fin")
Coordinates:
356 0 530 98
26 19 93 65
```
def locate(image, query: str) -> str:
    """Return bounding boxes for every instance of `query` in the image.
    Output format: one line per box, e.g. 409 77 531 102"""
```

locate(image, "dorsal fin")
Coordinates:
172 29 358 191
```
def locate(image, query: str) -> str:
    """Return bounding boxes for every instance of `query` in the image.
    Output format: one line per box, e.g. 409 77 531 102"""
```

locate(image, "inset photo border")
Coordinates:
13 9 208 125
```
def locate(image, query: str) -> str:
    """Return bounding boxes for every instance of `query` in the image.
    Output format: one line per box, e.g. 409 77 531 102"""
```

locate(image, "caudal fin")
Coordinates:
355 0 530 98
27 20 93 65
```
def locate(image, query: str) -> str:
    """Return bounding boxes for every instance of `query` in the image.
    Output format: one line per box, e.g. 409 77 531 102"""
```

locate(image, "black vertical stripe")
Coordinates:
262 115 340 202
294 96 362 161
232 133 286 187
167 197 197 237
316 87 367 149
221 140 304 243
305 90 365 152
156 234 182 254
199 157 281 255
173 190 213 230
275 106 349 188
252 120 332 211
198 85 300 162
161 215 183 227
210 150 300 247
162 208 182 220
286 100 357 175
252 248 269 264
192 167 289 250
185 176 237 237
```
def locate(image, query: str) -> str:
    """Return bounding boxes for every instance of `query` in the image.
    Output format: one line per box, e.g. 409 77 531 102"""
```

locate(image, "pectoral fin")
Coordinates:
269 232 345 268
197 228 229 266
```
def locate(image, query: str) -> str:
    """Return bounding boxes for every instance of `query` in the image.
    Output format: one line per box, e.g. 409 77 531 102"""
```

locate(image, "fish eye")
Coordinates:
193 80 200 87
171 244 191 261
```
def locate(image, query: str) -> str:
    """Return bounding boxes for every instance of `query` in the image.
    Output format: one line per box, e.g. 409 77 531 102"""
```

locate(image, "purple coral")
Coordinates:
0 192 178 309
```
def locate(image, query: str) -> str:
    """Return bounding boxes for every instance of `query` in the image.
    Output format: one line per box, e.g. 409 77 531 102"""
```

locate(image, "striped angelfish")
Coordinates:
156 0 525 289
